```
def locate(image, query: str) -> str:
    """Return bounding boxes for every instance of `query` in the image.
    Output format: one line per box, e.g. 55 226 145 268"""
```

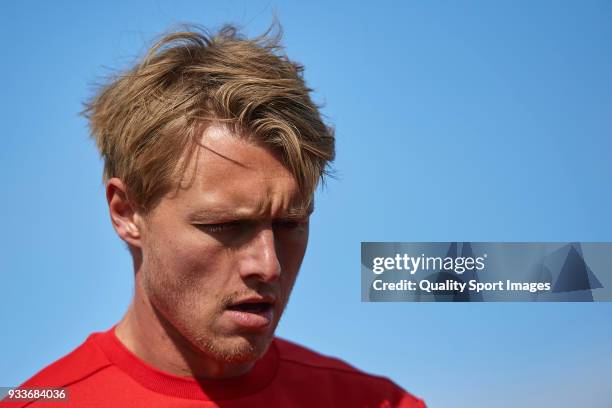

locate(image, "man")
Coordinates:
6 24 426 407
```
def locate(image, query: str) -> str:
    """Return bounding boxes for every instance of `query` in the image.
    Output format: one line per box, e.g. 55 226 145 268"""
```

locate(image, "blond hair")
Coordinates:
81 23 335 212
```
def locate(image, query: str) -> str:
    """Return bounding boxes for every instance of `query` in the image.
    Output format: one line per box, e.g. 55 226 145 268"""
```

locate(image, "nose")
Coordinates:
239 224 281 283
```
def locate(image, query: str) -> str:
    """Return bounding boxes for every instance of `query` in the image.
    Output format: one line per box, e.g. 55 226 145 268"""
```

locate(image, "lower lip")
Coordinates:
224 307 274 331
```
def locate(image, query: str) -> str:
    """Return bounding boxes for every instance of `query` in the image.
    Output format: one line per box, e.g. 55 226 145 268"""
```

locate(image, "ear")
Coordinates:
106 178 143 248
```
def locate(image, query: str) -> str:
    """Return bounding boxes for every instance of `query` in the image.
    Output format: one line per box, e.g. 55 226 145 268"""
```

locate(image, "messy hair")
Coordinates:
81 22 335 213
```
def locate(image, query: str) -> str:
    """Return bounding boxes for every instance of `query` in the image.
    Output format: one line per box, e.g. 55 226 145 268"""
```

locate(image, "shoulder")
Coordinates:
4 332 112 407
19 332 112 389
272 337 427 408
273 336 395 380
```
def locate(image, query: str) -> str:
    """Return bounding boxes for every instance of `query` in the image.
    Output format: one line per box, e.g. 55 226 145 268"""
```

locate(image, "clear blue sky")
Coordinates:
1 1 611 407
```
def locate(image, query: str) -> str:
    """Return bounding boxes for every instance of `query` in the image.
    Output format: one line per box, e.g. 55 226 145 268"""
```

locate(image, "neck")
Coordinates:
114 270 256 379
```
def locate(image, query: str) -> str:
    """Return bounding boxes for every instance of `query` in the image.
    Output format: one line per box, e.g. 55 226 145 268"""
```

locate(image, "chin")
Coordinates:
195 331 273 364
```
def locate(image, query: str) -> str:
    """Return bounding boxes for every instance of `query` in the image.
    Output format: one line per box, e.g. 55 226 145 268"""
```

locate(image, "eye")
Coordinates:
273 219 307 230
196 221 241 234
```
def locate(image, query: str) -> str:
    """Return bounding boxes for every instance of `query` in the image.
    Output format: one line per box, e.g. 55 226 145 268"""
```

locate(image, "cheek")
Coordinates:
141 230 230 318
278 225 308 266
147 226 227 277
276 226 309 300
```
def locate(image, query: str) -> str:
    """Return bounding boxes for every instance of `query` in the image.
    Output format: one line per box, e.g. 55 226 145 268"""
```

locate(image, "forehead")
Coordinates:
169 124 308 218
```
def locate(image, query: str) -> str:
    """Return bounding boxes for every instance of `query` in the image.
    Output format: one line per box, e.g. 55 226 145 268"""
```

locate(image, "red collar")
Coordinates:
92 325 279 400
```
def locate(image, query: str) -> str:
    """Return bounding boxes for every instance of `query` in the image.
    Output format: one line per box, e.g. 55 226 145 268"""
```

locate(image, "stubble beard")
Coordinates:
193 298 286 364
144 278 283 367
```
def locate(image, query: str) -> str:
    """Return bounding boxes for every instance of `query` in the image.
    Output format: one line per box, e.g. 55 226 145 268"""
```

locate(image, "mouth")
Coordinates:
224 297 276 331
227 302 274 314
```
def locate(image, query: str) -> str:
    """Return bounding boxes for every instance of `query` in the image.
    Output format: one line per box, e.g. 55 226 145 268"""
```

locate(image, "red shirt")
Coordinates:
3 326 426 407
